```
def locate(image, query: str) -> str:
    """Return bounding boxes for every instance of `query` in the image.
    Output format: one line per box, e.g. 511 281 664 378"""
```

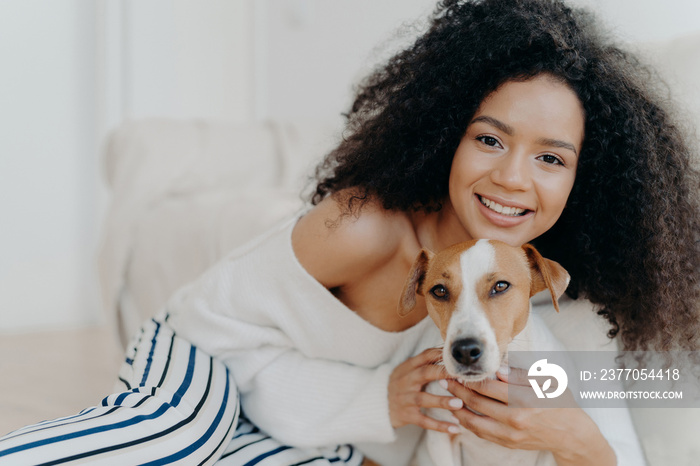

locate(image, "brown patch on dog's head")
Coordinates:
398 243 473 338
420 244 468 338
521 243 570 312
398 249 432 317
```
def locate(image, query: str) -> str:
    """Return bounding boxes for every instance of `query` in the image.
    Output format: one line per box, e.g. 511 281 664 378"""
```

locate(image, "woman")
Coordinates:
1 0 698 464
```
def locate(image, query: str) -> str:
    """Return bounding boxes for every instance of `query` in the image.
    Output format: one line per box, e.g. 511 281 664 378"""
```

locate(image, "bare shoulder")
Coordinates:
292 192 412 289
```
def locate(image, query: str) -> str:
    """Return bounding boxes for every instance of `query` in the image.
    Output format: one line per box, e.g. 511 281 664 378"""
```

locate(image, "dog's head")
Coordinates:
398 239 569 382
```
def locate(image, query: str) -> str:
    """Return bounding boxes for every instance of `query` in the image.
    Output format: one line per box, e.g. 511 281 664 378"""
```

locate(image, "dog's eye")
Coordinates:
430 285 449 300
491 281 510 295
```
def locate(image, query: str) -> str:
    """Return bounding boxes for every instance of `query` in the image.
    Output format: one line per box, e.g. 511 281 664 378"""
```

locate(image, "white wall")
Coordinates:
0 1 98 332
103 0 700 131
571 0 700 43
258 0 436 124
120 0 255 122
259 0 700 122
0 0 698 333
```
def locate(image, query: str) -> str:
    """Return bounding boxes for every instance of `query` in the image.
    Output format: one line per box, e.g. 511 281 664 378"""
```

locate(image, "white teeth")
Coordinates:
479 196 526 216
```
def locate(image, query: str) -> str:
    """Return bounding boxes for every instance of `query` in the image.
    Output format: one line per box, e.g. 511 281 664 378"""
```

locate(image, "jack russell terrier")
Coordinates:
399 239 570 466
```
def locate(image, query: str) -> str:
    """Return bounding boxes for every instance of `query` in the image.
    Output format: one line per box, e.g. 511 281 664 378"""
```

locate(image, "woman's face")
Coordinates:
448 74 584 247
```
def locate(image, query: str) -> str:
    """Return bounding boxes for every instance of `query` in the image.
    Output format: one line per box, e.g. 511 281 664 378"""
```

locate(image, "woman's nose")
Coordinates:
489 152 532 191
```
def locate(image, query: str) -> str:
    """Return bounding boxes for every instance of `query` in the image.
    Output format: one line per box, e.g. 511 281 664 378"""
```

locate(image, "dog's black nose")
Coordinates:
451 338 483 366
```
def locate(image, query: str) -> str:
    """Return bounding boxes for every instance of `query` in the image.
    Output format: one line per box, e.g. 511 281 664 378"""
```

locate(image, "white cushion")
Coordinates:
99 118 337 346
117 188 304 343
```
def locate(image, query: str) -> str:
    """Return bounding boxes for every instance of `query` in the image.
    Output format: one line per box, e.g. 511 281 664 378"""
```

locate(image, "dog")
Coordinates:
399 239 570 466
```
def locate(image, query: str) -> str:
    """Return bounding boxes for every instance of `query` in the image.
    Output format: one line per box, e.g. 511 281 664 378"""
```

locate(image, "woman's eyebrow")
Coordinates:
471 115 578 156
536 137 578 156
470 115 513 135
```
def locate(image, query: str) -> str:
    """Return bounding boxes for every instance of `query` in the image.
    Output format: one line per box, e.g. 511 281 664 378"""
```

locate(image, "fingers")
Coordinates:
415 363 450 385
413 412 463 434
446 380 509 419
388 348 455 430
404 347 444 371
413 347 444 365
392 356 448 390
495 365 530 386
413 390 464 411
460 377 510 404
451 407 525 449
391 348 442 378
389 390 465 430
391 363 449 392
392 388 464 414
447 384 533 449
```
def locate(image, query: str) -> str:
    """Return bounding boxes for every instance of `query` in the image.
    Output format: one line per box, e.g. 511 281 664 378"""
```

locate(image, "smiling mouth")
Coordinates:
478 195 530 217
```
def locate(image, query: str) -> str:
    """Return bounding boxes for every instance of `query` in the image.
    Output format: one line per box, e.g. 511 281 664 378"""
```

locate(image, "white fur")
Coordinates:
445 241 500 378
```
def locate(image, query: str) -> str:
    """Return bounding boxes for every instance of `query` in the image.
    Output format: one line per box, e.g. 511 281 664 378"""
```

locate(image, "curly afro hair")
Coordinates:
310 0 700 352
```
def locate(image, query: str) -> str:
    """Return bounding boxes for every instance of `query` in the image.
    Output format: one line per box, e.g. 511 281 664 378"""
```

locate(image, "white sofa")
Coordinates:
98 32 700 466
98 118 341 347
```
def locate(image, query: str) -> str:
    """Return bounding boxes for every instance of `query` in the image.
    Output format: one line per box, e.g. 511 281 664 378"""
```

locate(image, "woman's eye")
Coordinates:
430 285 449 299
538 154 563 165
476 135 501 148
491 281 510 295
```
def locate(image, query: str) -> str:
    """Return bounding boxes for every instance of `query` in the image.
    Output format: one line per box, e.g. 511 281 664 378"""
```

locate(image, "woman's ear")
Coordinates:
522 244 570 313
398 249 434 317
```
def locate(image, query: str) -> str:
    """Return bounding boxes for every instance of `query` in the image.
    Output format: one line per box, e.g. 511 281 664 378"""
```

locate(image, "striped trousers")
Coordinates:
0 318 365 465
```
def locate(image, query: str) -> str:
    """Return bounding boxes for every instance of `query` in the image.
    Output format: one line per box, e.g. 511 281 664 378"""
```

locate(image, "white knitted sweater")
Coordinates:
165 215 646 465
165 215 430 454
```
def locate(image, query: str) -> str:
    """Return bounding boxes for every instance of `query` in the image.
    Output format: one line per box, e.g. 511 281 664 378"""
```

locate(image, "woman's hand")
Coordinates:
388 348 465 434
445 367 616 466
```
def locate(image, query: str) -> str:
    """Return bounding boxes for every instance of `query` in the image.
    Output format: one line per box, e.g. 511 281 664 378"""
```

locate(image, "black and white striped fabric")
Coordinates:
219 414 364 466
0 318 365 465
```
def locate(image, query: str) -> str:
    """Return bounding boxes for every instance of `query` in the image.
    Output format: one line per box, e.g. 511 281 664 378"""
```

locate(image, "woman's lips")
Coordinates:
475 194 534 227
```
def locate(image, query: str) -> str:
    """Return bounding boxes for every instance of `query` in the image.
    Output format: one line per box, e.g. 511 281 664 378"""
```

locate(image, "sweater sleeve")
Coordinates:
166 296 400 448
240 350 398 447
162 239 411 449
163 307 400 448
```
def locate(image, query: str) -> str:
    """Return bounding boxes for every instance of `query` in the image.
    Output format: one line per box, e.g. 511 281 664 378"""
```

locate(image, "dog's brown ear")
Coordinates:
522 244 570 313
398 249 434 317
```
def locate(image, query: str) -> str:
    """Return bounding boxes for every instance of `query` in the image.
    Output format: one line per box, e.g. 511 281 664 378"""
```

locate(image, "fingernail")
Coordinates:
439 379 448 389
498 365 510 375
448 425 461 434
448 398 463 409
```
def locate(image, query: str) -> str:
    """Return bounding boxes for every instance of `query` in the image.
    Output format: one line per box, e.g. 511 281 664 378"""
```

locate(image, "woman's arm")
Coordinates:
241 346 460 447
